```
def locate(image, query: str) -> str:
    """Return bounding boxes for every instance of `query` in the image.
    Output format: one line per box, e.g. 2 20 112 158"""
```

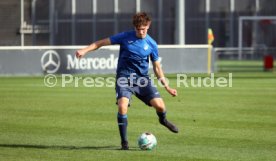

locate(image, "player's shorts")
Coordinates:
115 76 161 106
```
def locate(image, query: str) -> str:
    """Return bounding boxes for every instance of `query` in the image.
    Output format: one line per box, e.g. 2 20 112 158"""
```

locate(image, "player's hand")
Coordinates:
165 87 177 97
75 50 86 59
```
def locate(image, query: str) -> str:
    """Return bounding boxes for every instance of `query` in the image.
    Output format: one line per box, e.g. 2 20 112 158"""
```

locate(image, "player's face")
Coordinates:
135 23 150 38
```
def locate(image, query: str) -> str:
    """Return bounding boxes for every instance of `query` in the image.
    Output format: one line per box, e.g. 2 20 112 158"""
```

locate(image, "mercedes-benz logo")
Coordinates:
41 50 61 74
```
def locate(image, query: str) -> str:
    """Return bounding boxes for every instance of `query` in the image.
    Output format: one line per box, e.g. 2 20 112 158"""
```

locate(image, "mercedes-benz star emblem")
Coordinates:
41 50 61 74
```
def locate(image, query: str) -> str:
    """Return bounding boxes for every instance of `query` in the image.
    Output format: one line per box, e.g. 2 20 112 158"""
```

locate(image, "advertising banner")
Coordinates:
0 46 215 75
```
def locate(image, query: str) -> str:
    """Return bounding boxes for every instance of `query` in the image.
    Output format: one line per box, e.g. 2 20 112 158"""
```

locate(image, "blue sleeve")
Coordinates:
150 44 159 62
109 32 127 45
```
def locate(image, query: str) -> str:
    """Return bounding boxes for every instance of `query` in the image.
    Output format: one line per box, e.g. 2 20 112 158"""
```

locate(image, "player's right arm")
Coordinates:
76 38 111 59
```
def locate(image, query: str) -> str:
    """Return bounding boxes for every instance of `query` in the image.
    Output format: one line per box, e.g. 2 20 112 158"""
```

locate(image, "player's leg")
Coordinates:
134 77 179 133
118 97 129 115
150 98 179 133
117 97 129 150
116 79 133 150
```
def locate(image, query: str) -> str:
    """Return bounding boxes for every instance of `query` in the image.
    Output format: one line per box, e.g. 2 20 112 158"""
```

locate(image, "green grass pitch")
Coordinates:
0 72 276 161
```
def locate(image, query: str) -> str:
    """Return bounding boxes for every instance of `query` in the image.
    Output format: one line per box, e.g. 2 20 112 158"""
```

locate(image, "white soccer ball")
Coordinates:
137 132 157 150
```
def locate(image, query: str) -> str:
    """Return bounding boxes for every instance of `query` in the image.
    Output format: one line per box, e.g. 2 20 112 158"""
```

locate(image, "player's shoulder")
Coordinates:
145 35 158 48
110 30 135 44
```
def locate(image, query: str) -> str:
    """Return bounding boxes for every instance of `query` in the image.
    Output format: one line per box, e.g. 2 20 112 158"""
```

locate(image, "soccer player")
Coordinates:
76 12 178 150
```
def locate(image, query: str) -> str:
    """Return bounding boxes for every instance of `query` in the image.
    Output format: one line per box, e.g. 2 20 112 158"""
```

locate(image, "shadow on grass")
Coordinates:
0 144 140 151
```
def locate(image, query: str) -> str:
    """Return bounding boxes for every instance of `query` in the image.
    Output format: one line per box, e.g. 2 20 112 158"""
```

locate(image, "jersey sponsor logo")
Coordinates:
128 40 134 44
144 44 149 50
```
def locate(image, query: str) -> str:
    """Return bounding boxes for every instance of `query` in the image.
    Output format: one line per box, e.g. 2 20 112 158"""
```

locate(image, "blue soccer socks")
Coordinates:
156 111 167 123
156 111 179 133
117 112 129 149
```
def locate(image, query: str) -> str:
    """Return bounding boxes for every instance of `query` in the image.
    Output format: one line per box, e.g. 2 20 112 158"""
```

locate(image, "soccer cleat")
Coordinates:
121 141 129 150
159 119 179 133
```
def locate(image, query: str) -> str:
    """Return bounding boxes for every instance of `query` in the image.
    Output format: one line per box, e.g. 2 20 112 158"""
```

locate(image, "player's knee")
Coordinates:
150 98 166 112
117 97 129 114
118 105 128 115
155 104 165 112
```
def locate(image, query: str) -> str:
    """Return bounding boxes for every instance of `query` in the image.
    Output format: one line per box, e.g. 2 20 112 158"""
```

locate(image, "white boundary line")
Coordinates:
0 45 210 50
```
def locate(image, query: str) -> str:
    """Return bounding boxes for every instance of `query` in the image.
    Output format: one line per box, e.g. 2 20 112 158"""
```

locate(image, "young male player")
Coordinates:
76 12 178 150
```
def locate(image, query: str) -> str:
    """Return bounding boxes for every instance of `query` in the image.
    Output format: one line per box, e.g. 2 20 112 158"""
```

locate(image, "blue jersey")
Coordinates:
110 31 159 78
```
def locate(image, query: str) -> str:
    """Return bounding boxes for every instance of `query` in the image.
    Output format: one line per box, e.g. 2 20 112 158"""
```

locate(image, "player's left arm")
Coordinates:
152 61 177 97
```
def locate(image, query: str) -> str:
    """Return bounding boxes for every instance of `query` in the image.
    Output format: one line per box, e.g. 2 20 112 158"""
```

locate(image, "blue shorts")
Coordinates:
115 77 161 106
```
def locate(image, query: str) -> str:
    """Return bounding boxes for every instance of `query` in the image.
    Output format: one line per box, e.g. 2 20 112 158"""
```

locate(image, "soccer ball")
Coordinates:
137 132 157 150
